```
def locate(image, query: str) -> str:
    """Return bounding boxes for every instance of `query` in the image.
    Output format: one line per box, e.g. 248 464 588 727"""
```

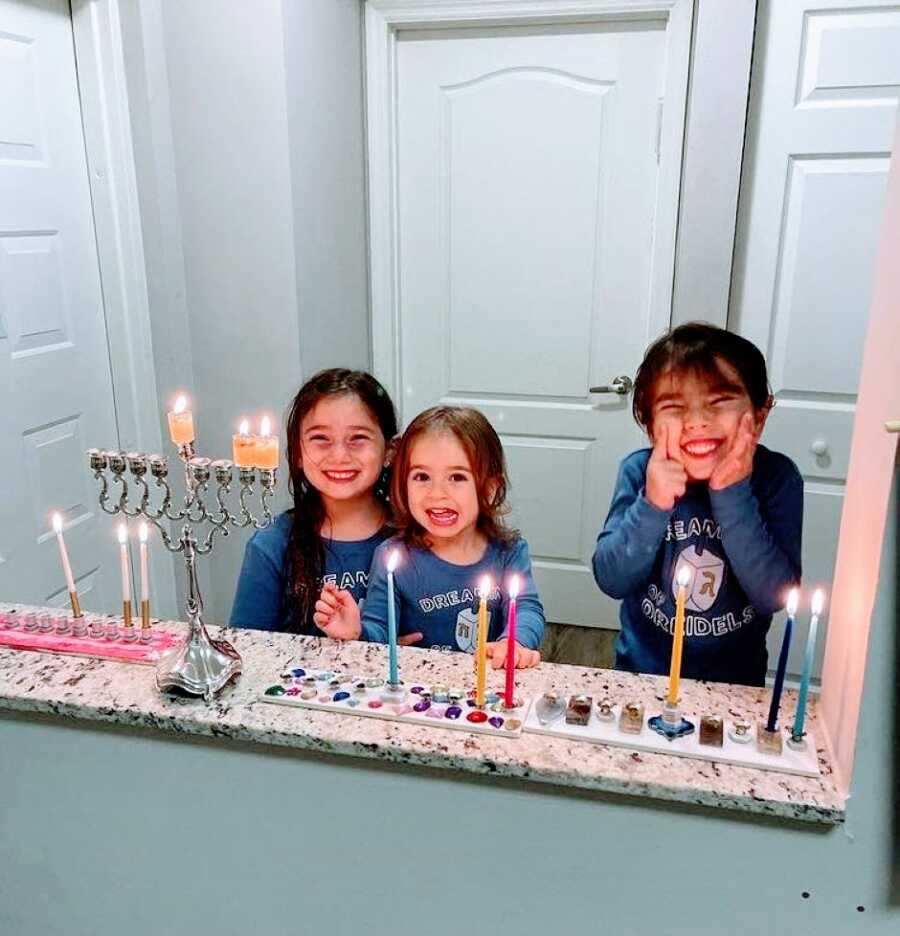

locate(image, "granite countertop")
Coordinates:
0 603 845 825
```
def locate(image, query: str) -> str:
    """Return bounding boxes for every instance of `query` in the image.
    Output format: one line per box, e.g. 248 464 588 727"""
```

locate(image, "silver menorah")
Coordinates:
87 442 276 699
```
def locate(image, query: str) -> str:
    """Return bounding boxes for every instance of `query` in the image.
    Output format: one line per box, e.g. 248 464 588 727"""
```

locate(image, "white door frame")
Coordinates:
67 0 178 614
365 0 755 411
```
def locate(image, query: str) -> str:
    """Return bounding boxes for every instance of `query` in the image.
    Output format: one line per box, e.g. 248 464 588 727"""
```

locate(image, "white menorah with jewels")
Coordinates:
87 396 278 699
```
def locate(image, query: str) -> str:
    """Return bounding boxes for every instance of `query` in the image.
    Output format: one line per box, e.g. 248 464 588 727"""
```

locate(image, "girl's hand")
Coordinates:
399 632 424 646
313 583 362 640
485 639 541 670
645 422 687 510
710 412 757 491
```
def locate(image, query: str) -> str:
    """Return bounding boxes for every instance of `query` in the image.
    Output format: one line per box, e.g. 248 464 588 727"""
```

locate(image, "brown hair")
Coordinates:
390 406 517 549
283 368 397 632
632 322 773 432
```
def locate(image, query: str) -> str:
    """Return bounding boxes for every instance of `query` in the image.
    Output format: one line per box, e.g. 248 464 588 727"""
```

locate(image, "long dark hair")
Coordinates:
390 406 517 550
283 369 397 631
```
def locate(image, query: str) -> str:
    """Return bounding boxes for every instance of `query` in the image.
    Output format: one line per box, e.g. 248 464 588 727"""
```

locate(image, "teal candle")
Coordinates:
386 550 399 685
792 590 825 740
766 589 798 732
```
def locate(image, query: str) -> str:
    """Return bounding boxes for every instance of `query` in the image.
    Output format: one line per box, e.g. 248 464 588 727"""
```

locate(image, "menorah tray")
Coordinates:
0 611 181 665
260 664 531 738
522 701 820 778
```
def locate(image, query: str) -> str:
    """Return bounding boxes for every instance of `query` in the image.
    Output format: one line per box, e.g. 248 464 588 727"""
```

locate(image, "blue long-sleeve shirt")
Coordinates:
229 511 390 633
361 536 545 652
592 445 803 686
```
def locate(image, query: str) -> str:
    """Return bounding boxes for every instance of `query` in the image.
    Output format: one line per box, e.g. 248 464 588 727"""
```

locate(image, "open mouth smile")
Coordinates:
426 508 459 527
322 470 360 483
681 439 722 458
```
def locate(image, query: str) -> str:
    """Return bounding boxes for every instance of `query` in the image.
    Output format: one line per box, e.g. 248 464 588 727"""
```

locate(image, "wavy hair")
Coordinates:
390 406 517 550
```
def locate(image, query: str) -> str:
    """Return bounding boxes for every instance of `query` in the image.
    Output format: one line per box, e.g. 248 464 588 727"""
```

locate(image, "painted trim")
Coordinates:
673 0 756 329
70 0 178 615
366 0 696 416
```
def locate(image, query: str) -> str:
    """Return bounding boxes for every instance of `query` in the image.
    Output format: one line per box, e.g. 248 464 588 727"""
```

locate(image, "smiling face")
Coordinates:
298 394 388 504
649 358 764 482
406 431 482 546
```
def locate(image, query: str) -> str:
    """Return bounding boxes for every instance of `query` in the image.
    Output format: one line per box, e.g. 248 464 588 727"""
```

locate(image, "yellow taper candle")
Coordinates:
475 575 491 706
667 565 692 705
167 394 195 445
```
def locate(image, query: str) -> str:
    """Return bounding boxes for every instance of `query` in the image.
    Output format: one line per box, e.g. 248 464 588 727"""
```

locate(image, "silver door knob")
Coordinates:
589 375 634 396
810 439 829 456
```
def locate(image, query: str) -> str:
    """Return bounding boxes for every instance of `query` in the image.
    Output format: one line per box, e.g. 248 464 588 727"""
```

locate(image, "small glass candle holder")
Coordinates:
6 610 20 629
729 718 753 744
55 612 72 635
88 614 106 640
37 611 54 633
23 611 38 631
381 681 406 704
565 694 593 726
596 697 616 722
699 715 724 747
0 611 9 629
72 614 88 638
619 701 645 735
756 723 783 756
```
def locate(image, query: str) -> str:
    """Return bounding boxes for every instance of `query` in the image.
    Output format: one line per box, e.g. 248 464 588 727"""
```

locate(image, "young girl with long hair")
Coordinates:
230 368 398 633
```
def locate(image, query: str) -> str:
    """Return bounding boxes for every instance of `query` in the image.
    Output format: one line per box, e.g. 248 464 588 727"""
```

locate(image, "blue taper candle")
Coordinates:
766 588 799 732
792 589 825 740
386 549 400 685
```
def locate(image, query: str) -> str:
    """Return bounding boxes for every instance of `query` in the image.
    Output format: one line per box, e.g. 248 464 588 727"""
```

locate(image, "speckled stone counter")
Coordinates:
0 603 844 825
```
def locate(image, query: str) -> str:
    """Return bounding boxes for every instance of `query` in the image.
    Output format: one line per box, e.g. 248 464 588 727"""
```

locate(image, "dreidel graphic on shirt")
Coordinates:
673 544 725 613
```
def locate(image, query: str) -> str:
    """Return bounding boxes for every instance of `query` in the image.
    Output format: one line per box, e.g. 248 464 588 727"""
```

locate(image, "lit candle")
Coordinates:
232 419 255 467
118 524 133 629
386 549 400 686
792 589 825 741
666 566 691 705
504 575 520 708
475 575 491 706
254 416 279 469
166 394 195 445
766 588 799 732
51 513 82 618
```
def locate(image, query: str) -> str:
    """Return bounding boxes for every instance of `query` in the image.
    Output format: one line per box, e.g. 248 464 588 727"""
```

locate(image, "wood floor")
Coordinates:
540 623 615 669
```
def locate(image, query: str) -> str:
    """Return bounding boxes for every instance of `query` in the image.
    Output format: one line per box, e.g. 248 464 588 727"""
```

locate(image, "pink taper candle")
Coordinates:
505 575 520 707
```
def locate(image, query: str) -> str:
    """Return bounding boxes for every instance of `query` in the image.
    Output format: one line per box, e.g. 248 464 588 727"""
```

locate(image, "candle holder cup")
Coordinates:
87 440 276 700
649 701 695 741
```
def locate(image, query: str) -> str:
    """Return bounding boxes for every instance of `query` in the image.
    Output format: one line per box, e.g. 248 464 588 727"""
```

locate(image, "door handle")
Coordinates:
589 375 634 396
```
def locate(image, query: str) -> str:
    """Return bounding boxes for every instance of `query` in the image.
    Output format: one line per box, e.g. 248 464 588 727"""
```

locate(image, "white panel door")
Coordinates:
0 0 122 610
392 12 691 625
730 0 900 680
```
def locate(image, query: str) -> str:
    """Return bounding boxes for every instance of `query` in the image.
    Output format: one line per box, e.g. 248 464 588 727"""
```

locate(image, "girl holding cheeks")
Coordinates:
593 323 803 687
230 369 398 633
315 406 544 668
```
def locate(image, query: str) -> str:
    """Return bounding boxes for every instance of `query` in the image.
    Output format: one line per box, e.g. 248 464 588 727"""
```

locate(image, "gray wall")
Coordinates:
120 0 371 622
283 0 371 377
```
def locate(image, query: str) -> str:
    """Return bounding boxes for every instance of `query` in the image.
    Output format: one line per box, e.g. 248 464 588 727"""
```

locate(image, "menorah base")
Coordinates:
155 623 241 701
